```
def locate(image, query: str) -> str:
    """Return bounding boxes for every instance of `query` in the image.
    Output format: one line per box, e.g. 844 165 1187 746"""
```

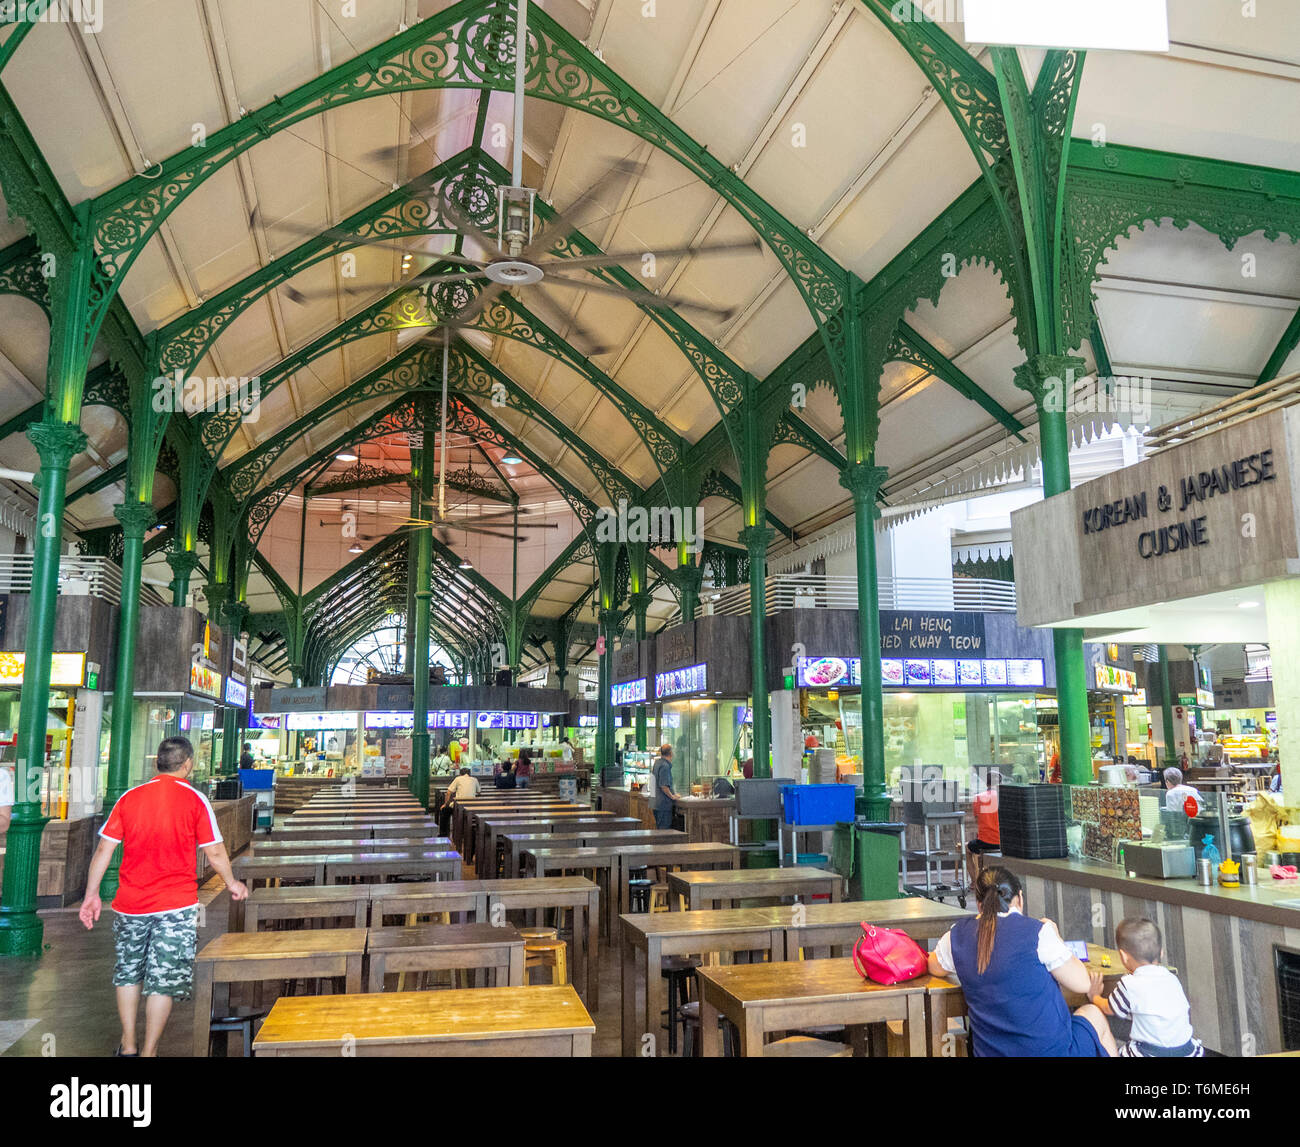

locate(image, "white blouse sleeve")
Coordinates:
1036 922 1073 971
933 928 956 974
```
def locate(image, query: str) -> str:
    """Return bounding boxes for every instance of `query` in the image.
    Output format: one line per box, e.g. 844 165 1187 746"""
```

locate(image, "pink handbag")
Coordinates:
851 924 928 985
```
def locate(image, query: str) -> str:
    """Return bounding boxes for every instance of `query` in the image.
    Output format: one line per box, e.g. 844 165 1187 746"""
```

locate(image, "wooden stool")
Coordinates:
208 1005 271 1057
764 1036 853 1058
524 939 567 985
680 1000 739 1057
519 926 558 942
650 883 672 913
629 879 653 912
660 955 701 1054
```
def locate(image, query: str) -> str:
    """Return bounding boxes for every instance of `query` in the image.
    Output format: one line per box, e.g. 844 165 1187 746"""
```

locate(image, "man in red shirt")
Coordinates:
80 736 248 1057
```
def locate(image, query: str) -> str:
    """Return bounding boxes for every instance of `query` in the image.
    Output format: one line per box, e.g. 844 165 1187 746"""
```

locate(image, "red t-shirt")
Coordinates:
99 773 223 915
973 789 1000 846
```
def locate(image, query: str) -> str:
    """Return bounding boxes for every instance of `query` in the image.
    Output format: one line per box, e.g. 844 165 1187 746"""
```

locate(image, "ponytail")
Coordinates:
974 866 1022 974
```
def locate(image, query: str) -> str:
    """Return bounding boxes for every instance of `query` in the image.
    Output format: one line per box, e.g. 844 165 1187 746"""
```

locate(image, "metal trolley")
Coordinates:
900 799 968 908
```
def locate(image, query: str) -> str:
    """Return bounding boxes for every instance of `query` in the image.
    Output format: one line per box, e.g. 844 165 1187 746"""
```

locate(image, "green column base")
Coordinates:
858 794 893 822
0 809 50 957
0 910 43 957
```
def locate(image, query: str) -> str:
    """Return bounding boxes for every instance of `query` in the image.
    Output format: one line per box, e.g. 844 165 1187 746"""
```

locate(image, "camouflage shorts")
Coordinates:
112 906 199 999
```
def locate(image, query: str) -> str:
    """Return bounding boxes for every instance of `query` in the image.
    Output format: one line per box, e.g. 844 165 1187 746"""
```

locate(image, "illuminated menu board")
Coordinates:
796 656 1045 690
476 712 539 729
655 663 707 699
611 679 647 705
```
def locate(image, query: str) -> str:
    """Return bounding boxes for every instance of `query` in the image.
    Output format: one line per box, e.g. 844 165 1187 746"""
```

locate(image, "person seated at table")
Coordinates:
438 767 479 835
494 760 517 790
1204 738 1232 768
1090 917 1202 1058
1162 767 1202 815
928 866 1117 1057
515 750 532 789
966 769 1001 885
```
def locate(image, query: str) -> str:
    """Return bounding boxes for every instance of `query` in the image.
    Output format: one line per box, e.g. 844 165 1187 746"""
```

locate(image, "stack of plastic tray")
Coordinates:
998 782 1067 859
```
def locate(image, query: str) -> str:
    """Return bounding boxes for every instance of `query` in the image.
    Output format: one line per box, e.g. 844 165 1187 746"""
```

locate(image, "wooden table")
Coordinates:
668 866 842 911
253 985 594 1057
254 836 451 854
193 928 367 1057
455 801 579 853
519 847 618 938
784 897 972 960
696 957 928 1057
266 824 433 842
501 824 663 877
611 842 740 926
290 813 436 824
368 881 486 926
924 943 1126 1056
240 885 369 932
234 854 328 889
475 810 605 869
324 850 462 884
368 923 525 990
619 906 788 1057
482 876 601 1009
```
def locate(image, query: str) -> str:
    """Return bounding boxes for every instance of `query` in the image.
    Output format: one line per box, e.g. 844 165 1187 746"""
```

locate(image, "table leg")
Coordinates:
587 890 600 1011
644 936 663 1058
368 952 385 993
345 954 362 994
830 877 842 902
244 903 258 932
508 944 524 986
192 961 214 1058
699 983 721 1058
620 931 638 1057
741 1007 765 1057
906 992 926 1058
572 897 587 1002
230 894 246 932
572 1033 592 1057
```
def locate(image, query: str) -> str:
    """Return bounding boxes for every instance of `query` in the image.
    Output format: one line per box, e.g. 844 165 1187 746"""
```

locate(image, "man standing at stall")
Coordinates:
79 736 248 1057
652 743 681 830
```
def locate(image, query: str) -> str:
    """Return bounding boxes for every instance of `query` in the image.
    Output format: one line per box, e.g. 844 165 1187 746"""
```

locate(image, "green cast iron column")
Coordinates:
840 460 890 819
676 560 702 626
0 420 87 957
100 502 157 901
597 608 616 775
404 476 419 675
629 591 651 752
1157 645 1178 768
1015 356 1092 786
740 525 774 778
409 447 434 810
166 549 202 607
219 600 247 775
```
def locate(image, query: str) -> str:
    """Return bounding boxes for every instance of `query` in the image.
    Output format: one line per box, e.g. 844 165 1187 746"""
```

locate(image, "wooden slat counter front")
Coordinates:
1003 855 1300 1055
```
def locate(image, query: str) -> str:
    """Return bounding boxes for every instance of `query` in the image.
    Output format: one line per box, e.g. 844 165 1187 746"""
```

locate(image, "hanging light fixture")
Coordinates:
348 542 362 554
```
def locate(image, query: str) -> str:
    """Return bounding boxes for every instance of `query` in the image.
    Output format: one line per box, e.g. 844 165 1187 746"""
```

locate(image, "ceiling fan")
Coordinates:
250 0 761 354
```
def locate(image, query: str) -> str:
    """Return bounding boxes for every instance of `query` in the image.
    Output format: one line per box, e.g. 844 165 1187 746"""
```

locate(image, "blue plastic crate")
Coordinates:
780 783 855 826
238 768 275 791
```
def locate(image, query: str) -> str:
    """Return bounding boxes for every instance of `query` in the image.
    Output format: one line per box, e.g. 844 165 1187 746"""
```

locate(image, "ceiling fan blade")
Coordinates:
542 273 737 321
526 283 618 357
281 271 487 306
520 157 649 262
534 236 763 273
251 204 470 261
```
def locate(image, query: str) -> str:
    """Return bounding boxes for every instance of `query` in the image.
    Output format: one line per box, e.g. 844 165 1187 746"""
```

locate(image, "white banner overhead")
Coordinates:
963 0 1169 52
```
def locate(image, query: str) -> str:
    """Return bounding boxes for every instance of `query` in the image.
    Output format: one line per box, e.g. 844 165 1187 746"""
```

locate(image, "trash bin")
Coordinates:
832 820 905 901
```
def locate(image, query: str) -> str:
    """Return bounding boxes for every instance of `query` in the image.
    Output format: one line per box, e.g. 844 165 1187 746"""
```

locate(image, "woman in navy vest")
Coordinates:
928 866 1117 1057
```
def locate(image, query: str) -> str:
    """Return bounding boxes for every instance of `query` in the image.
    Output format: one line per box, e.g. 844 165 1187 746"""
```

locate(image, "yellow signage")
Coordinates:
0 651 86 688
190 662 223 700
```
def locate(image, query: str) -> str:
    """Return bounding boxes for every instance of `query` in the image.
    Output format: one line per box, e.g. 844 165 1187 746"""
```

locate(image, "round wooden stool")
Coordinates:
524 939 568 985
764 1036 852 1058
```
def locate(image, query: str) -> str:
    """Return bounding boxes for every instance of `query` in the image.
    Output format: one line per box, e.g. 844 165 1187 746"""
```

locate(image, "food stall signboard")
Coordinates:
475 712 539 729
224 677 248 707
880 611 986 656
286 712 357 731
1093 664 1137 693
189 662 222 700
656 663 707 699
365 711 471 729
0 651 86 688
610 679 647 705
796 656 1044 689
263 686 328 712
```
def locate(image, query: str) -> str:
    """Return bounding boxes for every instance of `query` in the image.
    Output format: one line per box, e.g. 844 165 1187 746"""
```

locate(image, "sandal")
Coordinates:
114 1045 139 1057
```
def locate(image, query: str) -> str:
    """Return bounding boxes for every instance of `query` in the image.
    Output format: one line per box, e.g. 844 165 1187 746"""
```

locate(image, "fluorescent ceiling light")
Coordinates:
336 452 358 462
964 0 1169 51
501 455 523 465
1238 601 1260 609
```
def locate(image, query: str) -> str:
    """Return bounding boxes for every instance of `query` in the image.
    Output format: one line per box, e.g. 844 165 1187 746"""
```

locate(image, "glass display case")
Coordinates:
659 699 749 790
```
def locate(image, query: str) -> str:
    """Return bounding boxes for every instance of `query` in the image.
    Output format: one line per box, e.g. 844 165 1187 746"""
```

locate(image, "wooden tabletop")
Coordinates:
254 837 451 852
367 923 523 952
253 985 594 1049
668 867 837 889
246 886 369 905
368 876 596 896
619 898 966 938
612 842 740 859
785 897 971 930
198 928 368 961
698 957 928 1007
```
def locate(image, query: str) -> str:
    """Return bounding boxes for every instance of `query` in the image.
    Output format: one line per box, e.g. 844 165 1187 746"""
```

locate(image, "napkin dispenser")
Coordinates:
1123 842 1196 880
